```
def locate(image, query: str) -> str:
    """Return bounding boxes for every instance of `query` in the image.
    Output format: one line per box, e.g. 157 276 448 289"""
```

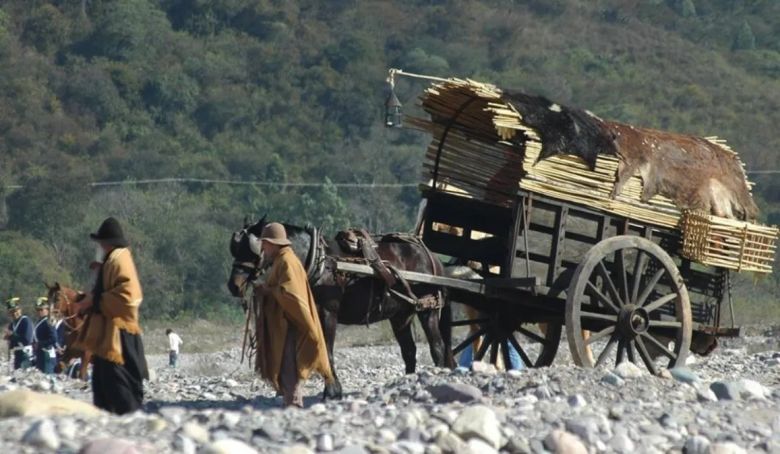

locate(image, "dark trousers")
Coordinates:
279 325 303 408
92 330 148 415
35 349 56 374
169 351 178 368
13 350 31 370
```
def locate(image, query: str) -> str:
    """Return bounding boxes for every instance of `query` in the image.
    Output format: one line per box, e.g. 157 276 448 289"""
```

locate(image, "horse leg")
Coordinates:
319 305 343 400
416 308 448 368
390 311 417 374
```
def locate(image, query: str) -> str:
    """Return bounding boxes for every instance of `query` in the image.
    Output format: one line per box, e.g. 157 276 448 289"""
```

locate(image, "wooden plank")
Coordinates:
335 261 489 294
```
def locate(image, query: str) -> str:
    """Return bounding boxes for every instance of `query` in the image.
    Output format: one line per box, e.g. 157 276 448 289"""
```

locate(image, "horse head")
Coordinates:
227 215 267 297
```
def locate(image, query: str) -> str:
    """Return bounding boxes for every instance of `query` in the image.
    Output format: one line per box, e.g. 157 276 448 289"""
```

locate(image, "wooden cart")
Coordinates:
366 69 775 373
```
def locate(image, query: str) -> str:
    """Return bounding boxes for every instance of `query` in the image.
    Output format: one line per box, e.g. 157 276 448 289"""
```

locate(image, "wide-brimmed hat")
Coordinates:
260 222 291 246
35 297 49 309
5 297 20 311
90 217 129 247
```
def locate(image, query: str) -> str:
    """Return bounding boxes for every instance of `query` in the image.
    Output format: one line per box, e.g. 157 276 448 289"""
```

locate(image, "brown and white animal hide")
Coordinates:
604 121 758 220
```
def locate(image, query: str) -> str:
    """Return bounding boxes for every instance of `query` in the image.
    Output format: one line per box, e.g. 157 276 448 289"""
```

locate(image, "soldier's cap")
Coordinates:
5 297 20 311
35 297 49 309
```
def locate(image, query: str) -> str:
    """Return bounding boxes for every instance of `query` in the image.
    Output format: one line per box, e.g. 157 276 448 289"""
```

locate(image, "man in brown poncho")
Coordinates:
254 222 333 407
74 217 149 414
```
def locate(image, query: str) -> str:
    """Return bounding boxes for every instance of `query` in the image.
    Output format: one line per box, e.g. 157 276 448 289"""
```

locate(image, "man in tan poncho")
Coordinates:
74 217 148 414
255 222 333 407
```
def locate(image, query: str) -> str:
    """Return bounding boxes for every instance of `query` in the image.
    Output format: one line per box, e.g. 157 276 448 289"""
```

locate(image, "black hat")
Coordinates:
90 217 129 247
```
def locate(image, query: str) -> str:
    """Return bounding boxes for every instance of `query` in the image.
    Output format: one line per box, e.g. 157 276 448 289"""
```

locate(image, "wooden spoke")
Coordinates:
586 326 616 345
615 248 630 305
644 293 678 313
507 334 533 367
585 280 620 314
596 261 624 307
450 318 489 327
580 311 618 322
626 339 636 363
474 332 493 361
648 320 682 329
635 268 666 307
516 326 549 344
453 327 487 355
630 250 648 304
634 337 658 376
489 338 499 364
616 338 626 365
596 334 618 367
640 332 678 360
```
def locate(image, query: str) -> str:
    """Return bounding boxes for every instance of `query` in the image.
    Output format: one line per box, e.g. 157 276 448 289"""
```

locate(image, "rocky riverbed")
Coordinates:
1 328 779 454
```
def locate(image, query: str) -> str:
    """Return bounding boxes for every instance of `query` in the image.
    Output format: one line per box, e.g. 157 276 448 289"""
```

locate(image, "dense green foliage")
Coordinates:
0 0 778 324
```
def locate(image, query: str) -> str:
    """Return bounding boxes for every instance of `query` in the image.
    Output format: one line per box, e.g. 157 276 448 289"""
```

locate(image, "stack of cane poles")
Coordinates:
392 69 777 273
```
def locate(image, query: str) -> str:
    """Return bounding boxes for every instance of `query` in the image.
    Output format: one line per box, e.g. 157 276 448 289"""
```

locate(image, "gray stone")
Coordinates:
335 446 370 454
181 421 209 444
451 405 501 449
602 372 625 387
567 394 587 408
22 419 60 450
428 383 483 404
467 438 499 454
378 429 397 444
201 439 259 454
737 379 770 400
392 441 426 454
58 418 78 440
683 435 710 454
146 416 167 432
710 382 740 401
696 387 718 402
310 403 327 414
609 434 635 452
79 438 142 454
534 385 554 400
669 367 700 384
505 435 531 454
471 361 498 375
565 418 600 444
0 389 101 418
281 445 314 454
317 433 334 452
709 442 747 454
255 421 285 441
614 361 643 379
173 434 196 454
436 431 468 453
544 429 588 454
399 428 423 442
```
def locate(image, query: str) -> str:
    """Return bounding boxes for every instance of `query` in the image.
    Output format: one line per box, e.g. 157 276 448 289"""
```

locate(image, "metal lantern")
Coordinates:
385 84 402 128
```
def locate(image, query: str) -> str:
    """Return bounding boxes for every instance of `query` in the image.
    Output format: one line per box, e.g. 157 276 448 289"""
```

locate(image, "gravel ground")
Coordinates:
0 328 779 453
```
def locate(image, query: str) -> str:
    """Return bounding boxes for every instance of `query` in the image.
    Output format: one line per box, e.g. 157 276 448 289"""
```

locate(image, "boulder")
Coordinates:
451 406 501 449
428 383 483 404
0 389 101 418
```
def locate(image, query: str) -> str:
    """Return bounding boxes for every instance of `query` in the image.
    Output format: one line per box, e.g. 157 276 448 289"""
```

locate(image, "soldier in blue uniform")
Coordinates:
3 297 33 370
33 297 58 374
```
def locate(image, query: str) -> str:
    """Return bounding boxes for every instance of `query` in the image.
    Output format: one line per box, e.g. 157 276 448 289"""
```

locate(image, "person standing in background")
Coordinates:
33 297 58 374
166 328 183 368
4 298 33 370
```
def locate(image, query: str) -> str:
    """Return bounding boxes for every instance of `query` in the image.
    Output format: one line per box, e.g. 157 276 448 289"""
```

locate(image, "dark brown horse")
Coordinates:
227 217 453 400
45 283 91 380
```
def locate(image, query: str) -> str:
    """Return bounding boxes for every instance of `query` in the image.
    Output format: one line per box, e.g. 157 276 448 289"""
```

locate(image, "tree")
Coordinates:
734 20 756 51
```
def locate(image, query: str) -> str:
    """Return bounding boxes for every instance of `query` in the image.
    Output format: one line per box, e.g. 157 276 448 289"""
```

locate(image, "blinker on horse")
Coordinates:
227 217 454 400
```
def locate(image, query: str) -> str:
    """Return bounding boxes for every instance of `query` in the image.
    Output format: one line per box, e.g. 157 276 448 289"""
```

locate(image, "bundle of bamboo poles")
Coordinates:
680 211 778 273
409 76 776 272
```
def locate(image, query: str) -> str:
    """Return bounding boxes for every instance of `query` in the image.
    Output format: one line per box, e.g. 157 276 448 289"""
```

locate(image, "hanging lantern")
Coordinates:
384 70 402 128
385 87 402 128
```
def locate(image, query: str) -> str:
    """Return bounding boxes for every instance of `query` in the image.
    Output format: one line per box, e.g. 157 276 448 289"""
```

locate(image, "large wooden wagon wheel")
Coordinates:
565 235 692 374
451 308 561 368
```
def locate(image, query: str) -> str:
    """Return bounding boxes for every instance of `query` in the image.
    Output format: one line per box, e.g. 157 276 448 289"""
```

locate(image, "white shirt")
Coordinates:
168 333 183 353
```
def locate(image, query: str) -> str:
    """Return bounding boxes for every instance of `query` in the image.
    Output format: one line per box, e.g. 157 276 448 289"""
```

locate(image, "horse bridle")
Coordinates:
53 289 86 333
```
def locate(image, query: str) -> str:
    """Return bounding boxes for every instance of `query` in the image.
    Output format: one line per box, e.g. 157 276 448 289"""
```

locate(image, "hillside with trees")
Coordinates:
0 0 778 323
